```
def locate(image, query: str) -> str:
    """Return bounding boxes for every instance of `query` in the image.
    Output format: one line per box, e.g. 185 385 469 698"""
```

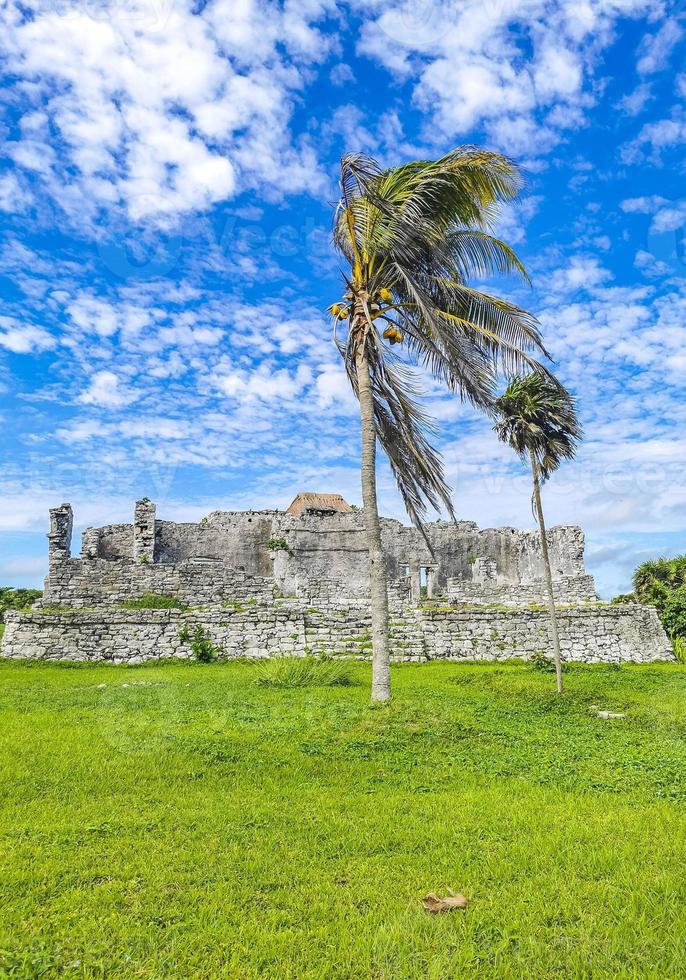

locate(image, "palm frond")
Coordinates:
340 330 455 526
493 373 582 479
332 145 546 527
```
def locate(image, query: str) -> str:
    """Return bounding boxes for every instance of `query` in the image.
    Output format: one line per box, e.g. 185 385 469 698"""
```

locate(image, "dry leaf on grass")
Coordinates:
422 892 469 913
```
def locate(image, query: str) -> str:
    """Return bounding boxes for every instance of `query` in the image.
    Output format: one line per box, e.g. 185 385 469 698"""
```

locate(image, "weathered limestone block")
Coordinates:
81 527 100 559
472 556 497 584
133 499 156 564
48 503 73 565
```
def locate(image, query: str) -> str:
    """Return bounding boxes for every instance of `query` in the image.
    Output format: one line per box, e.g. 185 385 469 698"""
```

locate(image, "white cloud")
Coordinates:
315 363 358 411
494 195 543 247
55 420 110 444
533 44 582 99
212 362 314 403
545 255 612 296
634 249 674 278
0 556 46 578
650 202 686 234
637 17 683 74
79 371 140 409
330 62 355 86
616 82 653 116
355 0 658 156
1 0 332 226
0 319 56 354
623 115 686 161
620 195 670 213
620 194 686 237
158 324 224 347
0 171 32 213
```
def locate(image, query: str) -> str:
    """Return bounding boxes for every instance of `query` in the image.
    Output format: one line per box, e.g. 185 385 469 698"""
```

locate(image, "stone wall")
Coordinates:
64 500 592 610
269 512 587 599
87 511 279 575
447 574 598 606
415 603 672 663
38 558 277 608
2 602 673 665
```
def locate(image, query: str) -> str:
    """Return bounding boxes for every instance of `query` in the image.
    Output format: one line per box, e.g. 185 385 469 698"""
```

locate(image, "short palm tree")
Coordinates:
493 372 582 693
330 147 549 702
634 556 686 602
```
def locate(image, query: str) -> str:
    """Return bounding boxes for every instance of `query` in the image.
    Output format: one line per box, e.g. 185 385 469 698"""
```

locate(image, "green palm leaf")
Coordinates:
332 146 547 523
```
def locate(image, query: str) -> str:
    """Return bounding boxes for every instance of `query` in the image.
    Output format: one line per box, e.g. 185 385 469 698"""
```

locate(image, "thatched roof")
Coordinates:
286 492 354 518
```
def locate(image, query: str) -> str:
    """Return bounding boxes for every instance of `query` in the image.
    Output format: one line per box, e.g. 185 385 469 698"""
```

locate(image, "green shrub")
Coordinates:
266 537 290 553
672 637 686 664
529 650 556 672
0 587 42 622
256 656 354 689
661 586 686 641
121 593 187 610
222 599 245 612
178 624 219 663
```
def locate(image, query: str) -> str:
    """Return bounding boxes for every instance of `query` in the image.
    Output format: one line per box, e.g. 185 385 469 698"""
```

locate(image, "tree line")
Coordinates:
614 556 686 661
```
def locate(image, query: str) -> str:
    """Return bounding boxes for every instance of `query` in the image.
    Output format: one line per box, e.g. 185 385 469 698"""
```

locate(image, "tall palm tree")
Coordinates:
330 147 549 702
493 372 582 693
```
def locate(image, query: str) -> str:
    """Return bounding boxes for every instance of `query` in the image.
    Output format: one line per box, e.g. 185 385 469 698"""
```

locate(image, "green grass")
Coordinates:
256 656 354 688
119 593 188 610
1 659 686 978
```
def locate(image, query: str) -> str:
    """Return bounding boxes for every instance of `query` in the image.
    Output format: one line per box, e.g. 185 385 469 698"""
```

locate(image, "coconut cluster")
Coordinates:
382 326 403 344
328 288 402 343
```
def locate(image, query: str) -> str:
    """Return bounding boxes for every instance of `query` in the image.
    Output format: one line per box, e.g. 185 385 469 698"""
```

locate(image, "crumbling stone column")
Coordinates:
133 499 156 564
409 558 421 604
48 503 73 567
81 527 100 559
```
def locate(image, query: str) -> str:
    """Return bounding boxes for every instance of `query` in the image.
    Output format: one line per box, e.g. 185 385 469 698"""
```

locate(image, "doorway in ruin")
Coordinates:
418 566 436 600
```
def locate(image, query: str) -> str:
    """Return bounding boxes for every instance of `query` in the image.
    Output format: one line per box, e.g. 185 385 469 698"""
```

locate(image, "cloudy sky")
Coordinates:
1 0 685 597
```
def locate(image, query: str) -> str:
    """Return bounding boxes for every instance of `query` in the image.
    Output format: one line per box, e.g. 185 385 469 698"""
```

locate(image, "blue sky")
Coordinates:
1 0 685 598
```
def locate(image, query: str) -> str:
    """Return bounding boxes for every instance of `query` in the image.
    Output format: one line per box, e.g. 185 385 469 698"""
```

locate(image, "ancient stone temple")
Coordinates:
1 496 672 664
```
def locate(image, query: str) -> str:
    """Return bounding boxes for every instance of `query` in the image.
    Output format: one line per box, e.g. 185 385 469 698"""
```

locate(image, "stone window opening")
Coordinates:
419 567 436 599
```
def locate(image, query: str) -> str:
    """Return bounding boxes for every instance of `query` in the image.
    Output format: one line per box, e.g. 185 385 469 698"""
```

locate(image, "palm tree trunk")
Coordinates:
355 343 391 702
529 448 563 694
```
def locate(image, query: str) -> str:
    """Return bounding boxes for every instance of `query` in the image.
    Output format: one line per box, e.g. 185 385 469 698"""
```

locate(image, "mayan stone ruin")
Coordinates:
1 494 673 664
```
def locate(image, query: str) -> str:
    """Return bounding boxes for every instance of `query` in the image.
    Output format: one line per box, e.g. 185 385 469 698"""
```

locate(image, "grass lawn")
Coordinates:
1 658 686 978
